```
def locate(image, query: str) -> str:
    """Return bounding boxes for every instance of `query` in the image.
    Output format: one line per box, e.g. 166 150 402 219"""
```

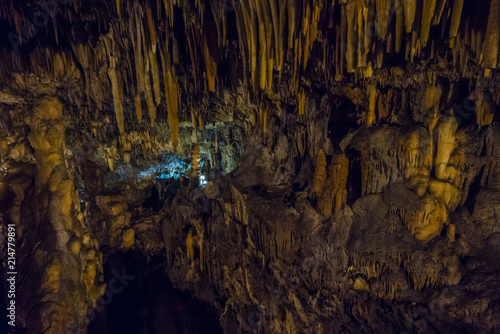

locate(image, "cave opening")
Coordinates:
88 250 222 334
328 96 358 149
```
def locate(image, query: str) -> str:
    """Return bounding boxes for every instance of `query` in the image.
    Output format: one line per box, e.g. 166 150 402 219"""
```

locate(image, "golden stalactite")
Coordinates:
483 0 500 72
203 32 218 92
134 10 145 94
146 6 157 52
261 0 274 91
449 0 463 48
149 49 161 105
346 1 356 73
270 0 280 70
160 43 180 149
403 0 416 33
336 2 347 80
375 0 391 42
421 0 437 47
395 0 404 53
255 0 268 90
356 0 368 68
108 55 125 134
116 0 121 16
288 0 296 49
278 0 287 79
432 0 446 26
144 58 157 126
234 3 249 81
239 0 257 90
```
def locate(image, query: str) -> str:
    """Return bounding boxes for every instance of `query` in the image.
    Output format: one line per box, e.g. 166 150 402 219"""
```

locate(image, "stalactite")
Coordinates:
278 0 286 79
108 57 125 134
336 3 347 80
134 11 146 93
421 0 437 47
135 92 143 124
483 0 500 71
432 0 446 26
395 0 404 53
209 0 223 47
449 0 463 48
403 0 416 33
260 0 274 90
255 0 268 90
346 1 356 73
376 0 391 41
312 149 327 195
357 0 368 67
288 0 296 49
241 0 258 89
203 33 217 92
270 0 280 66
149 49 161 105
161 45 179 148
145 68 156 126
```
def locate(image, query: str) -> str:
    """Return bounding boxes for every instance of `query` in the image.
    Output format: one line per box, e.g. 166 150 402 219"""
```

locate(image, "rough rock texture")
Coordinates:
0 0 500 333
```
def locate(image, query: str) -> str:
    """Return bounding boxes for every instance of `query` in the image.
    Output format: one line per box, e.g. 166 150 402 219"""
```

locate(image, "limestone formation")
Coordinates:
0 1 500 333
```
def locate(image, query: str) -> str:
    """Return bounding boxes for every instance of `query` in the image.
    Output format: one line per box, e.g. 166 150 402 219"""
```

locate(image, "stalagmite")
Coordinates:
298 89 306 116
367 84 377 127
449 0 463 48
476 92 496 126
483 0 500 70
312 149 327 195
191 143 201 179
403 0 416 33
435 114 458 180
186 230 195 265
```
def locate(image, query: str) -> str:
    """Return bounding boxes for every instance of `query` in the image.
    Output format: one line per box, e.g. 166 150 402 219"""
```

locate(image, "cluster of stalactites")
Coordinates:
1 0 500 138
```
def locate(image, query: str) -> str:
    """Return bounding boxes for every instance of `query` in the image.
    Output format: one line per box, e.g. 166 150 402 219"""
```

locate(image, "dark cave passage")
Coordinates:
88 251 222 334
